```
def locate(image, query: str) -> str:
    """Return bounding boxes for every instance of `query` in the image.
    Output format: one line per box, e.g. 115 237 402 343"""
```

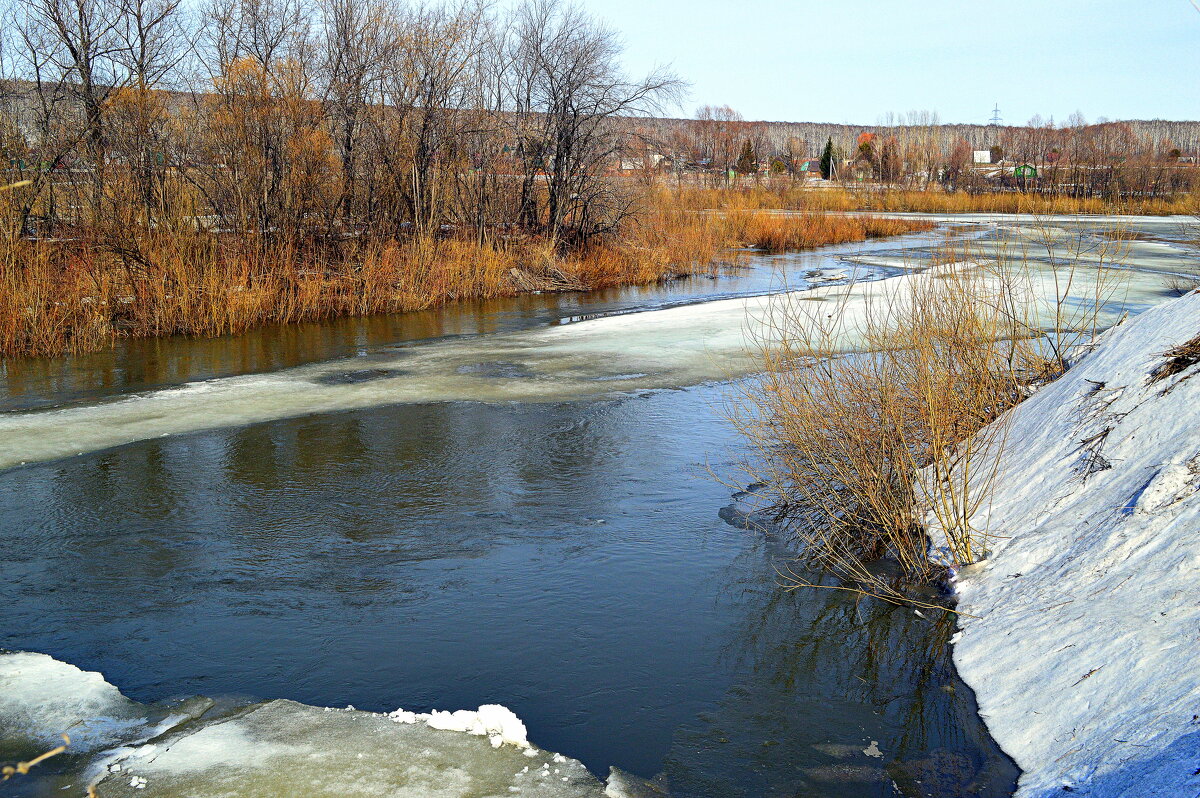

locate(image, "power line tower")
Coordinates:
989 103 1002 126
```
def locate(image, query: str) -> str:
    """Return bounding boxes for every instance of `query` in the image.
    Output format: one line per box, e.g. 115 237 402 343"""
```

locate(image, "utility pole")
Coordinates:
989 104 1002 126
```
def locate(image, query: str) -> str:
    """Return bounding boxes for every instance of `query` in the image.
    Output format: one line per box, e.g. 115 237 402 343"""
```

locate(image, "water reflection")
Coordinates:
0 384 1015 797
7 213 1191 796
662 539 1017 796
0 231 947 413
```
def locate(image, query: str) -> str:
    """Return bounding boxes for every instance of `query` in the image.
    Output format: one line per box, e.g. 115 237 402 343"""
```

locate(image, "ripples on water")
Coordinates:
0 389 1016 797
5 216 1191 796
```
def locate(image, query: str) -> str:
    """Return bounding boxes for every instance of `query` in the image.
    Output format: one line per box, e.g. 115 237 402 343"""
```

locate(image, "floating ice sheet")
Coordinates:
0 215 1185 471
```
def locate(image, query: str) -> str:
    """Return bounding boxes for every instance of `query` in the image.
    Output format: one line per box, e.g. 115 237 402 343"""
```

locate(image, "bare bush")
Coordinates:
728 235 1127 605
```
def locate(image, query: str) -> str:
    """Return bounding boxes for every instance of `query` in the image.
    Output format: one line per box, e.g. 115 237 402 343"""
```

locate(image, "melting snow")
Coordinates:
0 652 666 797
389 704 530 749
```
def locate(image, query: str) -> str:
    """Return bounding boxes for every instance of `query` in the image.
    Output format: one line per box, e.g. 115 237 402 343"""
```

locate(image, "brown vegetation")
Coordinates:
727 210 931 253
0 0 692 358
728 235 1123 605
670 184 1199 217
0 0 1180 364
653 107 1199 200
0 183 936 359
2 733 70 782
729 269 1028 604
1151 334 1200 385
0 0 944 361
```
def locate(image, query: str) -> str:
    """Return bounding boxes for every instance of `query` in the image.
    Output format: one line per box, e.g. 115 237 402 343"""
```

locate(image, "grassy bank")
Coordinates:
0 190 932 360
673 184 1200 216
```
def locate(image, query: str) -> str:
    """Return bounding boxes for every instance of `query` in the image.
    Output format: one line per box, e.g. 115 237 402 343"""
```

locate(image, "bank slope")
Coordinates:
947 291 1200 798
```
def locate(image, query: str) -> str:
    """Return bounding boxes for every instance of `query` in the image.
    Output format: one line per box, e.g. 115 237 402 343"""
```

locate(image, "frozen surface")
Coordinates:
0 272 896 469
95 700 606 798
0 652 144 754
0 251 1173 470
931 292 1200 797
0 652 611 797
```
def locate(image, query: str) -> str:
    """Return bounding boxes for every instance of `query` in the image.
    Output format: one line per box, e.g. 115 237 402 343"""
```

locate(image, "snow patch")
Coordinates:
388 704 530 748
0 653 605 796
0 652 145 751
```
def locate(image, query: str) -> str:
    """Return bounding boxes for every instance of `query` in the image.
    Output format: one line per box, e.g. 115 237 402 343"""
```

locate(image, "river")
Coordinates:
1 214 1194 797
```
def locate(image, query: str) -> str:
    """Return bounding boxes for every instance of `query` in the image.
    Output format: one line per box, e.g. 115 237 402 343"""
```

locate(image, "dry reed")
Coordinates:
670 184 1200 217
727 231 1127 605
0 187 931 360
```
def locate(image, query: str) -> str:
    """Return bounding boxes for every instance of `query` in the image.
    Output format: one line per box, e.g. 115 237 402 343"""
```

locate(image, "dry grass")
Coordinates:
1150 334 1200 385
729 269 1027 599
669 184 1200 217
727 233 1124 604
2 734 70 782
1163 273 1200 297
0 232 660 358
727 210 932 253
0 187 934 360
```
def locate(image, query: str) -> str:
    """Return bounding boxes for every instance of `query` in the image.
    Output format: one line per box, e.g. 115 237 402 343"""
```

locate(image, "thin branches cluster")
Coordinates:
729 234 1129 605
0 0 682 244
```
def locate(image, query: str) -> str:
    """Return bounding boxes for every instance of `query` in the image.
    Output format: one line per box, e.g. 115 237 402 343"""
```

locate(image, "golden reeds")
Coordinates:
727 229 1126 604
0 186 934 360
669 183 1199 217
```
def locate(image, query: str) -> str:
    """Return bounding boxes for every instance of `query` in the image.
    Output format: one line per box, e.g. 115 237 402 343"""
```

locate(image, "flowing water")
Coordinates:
1 215 1194 797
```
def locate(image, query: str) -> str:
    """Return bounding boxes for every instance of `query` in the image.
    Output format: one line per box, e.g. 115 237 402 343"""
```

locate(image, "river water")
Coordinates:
1 215 1194 797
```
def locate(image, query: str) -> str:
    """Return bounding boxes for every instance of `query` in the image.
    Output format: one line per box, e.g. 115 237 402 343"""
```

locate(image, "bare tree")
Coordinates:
201 0 311 75
17 0 125 212
114 0 187 88
316 0 393 228
386 0 489 236
507 0 681 244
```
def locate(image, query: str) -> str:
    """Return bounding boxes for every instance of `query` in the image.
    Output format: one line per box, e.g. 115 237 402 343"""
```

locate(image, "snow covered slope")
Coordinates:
945 292 1200 797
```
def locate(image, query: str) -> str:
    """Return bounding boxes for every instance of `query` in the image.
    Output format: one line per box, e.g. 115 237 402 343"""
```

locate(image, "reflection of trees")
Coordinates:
0 291 526 411
661 538 1017 798
8 393 649 621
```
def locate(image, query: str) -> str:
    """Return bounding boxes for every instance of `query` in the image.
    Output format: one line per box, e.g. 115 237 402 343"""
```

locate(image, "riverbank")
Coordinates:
675 184 1199 217
937 291 1200 796
0 215 1189 797
0 226 1042 798
0 205 929 360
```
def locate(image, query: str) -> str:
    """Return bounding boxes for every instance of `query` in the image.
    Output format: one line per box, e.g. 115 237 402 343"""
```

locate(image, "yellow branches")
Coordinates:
2 733 70 781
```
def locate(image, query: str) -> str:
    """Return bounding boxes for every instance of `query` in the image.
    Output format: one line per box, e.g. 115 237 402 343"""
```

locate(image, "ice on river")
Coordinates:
94 701 605 798
0 652 637 798
0 652 145 755
0 215 1187 471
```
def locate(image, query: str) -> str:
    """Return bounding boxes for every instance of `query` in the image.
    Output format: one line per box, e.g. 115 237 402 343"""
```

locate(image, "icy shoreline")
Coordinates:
938 292 1200 797
0 652 660 797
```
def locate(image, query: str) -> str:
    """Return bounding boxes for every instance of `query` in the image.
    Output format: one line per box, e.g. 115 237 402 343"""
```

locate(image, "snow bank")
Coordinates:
936 292 1200 797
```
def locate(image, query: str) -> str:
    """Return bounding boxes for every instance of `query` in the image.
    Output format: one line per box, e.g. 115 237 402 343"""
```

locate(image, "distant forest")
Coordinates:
633 112 1200 165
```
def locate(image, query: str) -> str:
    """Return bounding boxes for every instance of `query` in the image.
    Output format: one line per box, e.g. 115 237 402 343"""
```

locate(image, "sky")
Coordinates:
575 0 1200 125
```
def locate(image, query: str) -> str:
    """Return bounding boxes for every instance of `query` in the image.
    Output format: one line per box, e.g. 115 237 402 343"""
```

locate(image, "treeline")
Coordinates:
0 0 680 245
636 109 1200 198
645 114 1200 165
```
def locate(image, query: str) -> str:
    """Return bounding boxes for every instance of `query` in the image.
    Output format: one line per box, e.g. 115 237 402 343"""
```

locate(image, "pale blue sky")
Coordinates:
580 0 1199 124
